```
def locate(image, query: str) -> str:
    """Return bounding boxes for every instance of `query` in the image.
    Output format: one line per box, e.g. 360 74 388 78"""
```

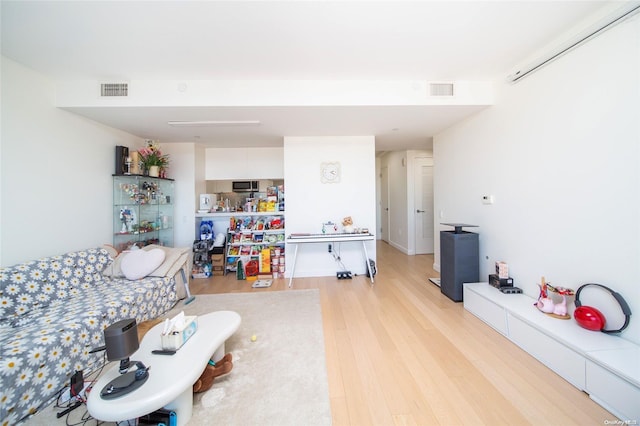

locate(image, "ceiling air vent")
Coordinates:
101 83 129 97
429 83 454 97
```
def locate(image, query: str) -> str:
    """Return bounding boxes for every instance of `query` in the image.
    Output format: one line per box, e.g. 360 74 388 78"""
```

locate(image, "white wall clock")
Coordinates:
320 161 341 183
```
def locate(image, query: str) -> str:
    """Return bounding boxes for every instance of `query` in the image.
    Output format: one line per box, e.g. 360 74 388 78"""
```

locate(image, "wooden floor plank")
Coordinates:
191 240 615 425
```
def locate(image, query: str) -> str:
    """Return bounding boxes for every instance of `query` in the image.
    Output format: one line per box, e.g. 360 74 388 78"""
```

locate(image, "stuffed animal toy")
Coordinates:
342 216 354 233
193 353 233 393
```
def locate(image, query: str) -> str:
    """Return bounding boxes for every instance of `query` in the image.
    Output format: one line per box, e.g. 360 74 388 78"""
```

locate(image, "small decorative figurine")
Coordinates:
120 208 133 233
536 276 574 320
342 216 354 233
125 156 132 175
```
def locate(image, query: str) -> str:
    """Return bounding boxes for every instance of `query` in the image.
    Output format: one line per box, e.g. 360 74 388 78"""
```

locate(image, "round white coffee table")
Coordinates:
87 310 241 426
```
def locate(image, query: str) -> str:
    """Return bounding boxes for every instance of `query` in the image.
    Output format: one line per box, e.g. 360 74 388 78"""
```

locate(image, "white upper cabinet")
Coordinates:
205 147 284 180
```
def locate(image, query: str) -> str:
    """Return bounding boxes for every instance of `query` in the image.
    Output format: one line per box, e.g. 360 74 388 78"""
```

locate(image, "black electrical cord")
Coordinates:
330 243 348 271
55 351 112 426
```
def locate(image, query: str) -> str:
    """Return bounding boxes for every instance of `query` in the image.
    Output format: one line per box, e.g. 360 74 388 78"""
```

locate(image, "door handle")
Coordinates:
416 209 425 213
385 208 389 211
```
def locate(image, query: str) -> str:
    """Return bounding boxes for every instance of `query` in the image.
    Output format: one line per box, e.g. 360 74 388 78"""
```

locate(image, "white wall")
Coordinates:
161 142 201 249
375 156 382 240
0 57 142 265
284 136 376 277
434 15 640 344
194 144 207 211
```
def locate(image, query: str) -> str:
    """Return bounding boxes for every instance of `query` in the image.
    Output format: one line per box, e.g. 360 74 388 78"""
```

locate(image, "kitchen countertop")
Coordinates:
196 211 285 218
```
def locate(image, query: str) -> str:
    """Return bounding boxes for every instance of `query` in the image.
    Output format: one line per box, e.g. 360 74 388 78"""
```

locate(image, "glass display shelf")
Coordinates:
113 175 174 251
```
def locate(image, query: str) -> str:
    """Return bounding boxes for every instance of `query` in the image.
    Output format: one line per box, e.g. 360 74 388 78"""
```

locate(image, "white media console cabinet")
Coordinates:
463 282 639 421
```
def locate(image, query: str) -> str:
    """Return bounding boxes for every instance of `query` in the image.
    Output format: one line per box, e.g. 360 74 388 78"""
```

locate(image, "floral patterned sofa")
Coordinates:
0 247 187 425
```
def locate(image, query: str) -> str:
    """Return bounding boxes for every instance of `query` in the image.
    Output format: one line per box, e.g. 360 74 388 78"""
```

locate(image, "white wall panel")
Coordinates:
283 136 376 277
434 14 640 345
1 58 141 265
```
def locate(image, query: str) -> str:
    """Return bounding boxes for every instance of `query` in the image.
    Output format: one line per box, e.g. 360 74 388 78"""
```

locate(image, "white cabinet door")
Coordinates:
249 148 284 178
463 286 508 335
586 360 640 421
206 147 284 180
508 313 586 390
206 148 249 180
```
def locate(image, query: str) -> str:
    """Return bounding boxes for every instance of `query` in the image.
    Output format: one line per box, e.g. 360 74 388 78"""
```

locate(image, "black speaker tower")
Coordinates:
115 146 129 175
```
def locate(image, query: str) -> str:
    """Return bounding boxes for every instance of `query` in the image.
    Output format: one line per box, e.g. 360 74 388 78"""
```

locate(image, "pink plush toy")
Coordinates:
536 277 574 319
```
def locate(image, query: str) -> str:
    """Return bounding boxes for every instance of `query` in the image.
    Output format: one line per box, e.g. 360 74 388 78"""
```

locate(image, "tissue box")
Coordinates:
161 316 198 350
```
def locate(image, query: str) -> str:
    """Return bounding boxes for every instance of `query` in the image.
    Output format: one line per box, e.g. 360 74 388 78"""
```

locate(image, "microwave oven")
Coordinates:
232 180 259 192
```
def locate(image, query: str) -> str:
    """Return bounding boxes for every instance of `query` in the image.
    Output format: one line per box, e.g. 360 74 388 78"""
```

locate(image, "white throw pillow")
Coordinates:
120 248 166 280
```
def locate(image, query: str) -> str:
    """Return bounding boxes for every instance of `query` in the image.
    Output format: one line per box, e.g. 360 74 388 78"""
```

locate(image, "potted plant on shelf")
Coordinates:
138 140 169 177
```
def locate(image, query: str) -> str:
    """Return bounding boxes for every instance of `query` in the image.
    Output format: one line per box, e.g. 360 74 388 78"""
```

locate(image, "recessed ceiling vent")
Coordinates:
101 83 129 97
429 83 454 97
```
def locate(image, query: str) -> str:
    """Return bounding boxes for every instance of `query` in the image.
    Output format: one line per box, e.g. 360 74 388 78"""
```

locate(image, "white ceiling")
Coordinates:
1 1 612 151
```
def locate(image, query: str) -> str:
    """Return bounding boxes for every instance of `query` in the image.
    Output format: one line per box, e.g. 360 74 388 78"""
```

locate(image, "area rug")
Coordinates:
26 289 331 426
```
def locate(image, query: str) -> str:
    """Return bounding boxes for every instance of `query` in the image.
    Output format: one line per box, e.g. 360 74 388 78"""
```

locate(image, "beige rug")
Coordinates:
26 289 331 426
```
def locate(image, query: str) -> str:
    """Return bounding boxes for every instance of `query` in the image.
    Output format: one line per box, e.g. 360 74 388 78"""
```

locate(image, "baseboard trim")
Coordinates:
387 240 410 255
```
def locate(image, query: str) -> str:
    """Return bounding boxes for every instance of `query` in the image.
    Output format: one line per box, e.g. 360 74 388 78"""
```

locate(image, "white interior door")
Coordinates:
414 158 434 254
380 166 389 241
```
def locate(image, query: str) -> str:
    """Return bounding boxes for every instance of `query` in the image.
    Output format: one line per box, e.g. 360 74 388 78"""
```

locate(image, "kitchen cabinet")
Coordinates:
113 175 174 251
205 147 284 180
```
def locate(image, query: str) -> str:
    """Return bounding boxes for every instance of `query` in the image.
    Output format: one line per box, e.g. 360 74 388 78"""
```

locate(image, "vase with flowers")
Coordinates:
138 140 169 178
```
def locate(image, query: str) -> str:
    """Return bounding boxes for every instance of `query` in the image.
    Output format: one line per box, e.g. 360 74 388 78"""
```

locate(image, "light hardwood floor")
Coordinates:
190 241 615 425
